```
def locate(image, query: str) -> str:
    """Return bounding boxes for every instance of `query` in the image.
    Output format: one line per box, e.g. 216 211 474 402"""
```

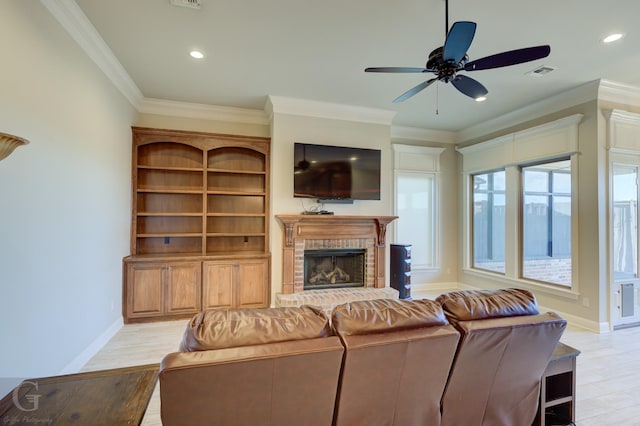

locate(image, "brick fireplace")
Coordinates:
275 215 398 312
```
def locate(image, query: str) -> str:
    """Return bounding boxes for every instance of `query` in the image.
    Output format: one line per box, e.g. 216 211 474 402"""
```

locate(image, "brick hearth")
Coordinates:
275 287 398 316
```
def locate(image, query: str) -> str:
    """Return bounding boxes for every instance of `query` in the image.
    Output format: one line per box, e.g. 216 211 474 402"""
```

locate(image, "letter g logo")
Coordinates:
12 380 41 412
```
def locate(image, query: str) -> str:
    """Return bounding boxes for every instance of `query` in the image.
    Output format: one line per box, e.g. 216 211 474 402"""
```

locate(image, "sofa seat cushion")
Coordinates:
436 288 539 322
180 305 332 352
332 298 448 336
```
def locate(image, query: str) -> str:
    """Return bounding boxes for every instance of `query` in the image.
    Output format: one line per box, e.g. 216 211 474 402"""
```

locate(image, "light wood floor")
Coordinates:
81 302 640 426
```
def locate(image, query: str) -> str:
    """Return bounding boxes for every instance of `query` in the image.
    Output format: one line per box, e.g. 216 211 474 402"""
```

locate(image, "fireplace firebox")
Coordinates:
304 249 365 290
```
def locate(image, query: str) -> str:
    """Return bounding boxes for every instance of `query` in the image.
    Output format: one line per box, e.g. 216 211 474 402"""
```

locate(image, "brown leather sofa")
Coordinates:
159 289 567 426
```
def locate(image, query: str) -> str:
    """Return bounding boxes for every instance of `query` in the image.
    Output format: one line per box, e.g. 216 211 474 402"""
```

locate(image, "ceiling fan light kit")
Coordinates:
189 50 204 59
603 33 624 43
365 0 551 103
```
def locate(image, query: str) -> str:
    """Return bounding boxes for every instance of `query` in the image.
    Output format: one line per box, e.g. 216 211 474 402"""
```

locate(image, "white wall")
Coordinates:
0 0 135 389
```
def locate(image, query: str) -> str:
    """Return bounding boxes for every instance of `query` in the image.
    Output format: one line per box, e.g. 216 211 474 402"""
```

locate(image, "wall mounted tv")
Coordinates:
294 142 381 200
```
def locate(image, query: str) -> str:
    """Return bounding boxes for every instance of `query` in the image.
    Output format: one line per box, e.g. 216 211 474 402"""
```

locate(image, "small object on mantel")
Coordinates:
301 210 334 215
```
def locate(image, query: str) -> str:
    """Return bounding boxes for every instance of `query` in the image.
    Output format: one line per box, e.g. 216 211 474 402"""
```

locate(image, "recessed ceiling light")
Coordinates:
603 33 624 43
190 50 204 59
475 96 487 102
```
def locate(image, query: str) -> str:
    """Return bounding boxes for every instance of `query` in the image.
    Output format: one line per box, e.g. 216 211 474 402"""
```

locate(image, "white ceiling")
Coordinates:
71 0 640 132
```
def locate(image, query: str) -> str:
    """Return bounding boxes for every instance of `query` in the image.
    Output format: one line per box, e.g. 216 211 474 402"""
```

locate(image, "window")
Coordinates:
472 170 505 273
396 171 436 268
612 164 638 280
458 114 582 294
521 159 571 286
392 144 445 270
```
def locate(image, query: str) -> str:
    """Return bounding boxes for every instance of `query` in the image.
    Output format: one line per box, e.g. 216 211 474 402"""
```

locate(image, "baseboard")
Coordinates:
410 282 460 293
59 317 124 375
536 305 610 334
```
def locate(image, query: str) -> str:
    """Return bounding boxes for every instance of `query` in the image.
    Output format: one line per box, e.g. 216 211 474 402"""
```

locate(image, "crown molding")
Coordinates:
457 80 600 143
266 95 396 126
41 0 143 108
139 98 269 125
456 134 513 155
391 126 456 144
40 1 640 140
607 108 640 125
599 79 640 108
392 144 446 156
456 114 584 155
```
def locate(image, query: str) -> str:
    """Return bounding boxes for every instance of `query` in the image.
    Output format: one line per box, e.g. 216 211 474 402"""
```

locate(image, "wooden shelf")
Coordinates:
139 165 203 172
206 190 265 196
137 233 203 238
207 213 265 217
124 127 271 323
207 233 265 237
138 212 203 217
138 189 204 194
208 168 266 175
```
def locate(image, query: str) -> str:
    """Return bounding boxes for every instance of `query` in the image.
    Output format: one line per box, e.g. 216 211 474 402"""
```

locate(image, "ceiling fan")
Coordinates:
365 0 550 103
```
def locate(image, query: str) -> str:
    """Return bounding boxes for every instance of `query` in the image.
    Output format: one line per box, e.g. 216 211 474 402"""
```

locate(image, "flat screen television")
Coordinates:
294 142 381 200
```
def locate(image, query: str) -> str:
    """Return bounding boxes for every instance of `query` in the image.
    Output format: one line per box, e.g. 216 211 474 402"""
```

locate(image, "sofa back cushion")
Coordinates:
436 288 539 322
180 305 331 352
332 298 448 336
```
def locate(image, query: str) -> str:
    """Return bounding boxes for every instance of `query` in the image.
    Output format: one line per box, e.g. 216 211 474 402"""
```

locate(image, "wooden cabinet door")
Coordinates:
202 261 235 309
236 258 269 308
165 262 201 315
126 263 164 319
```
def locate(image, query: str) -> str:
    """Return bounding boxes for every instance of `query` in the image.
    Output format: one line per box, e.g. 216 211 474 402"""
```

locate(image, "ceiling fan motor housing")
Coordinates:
427 47 467 82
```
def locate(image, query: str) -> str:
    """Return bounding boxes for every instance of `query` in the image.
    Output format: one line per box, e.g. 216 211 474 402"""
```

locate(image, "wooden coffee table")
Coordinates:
0 364 159 425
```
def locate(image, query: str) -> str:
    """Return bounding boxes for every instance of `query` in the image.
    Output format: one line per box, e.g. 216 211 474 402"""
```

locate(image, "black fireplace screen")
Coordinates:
303 248 365 290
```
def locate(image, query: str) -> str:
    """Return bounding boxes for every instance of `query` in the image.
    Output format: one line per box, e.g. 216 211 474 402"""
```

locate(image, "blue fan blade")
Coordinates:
465 45 551 71
393 78 437 103
443 21 477 64
451 75 488 99
365 67 431 73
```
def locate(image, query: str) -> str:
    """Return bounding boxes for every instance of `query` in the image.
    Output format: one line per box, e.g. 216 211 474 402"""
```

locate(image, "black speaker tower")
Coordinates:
390 244 411 300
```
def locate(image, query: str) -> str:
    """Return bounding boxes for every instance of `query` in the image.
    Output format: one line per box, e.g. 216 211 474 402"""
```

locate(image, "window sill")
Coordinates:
413 265 440 273
461 268 580 301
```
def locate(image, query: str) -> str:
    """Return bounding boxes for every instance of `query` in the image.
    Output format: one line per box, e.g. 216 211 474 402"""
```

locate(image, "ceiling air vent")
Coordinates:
526 65 556 77
170 0 201 9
